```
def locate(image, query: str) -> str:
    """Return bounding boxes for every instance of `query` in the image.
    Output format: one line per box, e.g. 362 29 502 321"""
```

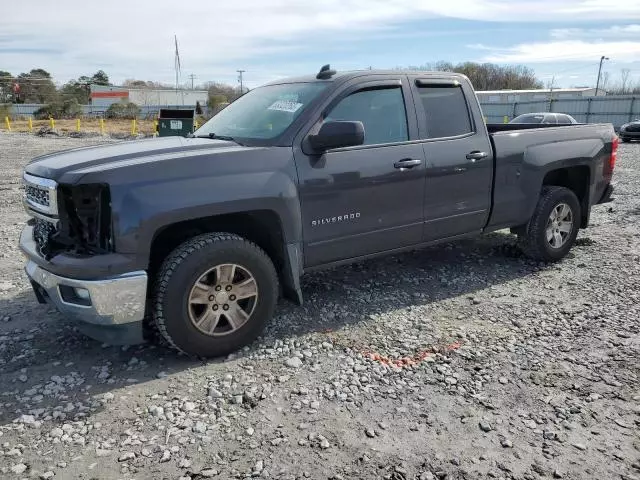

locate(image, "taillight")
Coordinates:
610 135 619 171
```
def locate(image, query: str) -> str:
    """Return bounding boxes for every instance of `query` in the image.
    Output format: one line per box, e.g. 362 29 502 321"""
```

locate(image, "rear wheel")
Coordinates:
518 186 581 262
152 232 278 357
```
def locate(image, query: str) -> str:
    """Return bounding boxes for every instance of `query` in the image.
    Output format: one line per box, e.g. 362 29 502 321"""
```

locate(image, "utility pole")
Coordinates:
237 70 245 94
595 55 609 96
547 76 555 112
188 74 196 90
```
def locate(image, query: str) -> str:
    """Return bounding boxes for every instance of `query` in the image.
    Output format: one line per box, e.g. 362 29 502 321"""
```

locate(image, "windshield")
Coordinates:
194 82 328 142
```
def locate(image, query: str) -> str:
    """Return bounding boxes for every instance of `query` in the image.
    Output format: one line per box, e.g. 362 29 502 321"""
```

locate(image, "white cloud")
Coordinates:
480 40 640 63
551 24 640 38
1 1 640 85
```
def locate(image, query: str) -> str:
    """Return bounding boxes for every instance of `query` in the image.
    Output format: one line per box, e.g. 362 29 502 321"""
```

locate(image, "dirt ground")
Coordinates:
0 132 638 480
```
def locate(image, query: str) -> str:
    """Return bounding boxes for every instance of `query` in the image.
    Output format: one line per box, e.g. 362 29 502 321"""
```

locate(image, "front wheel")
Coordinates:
152 233 279 357
518 186 581 262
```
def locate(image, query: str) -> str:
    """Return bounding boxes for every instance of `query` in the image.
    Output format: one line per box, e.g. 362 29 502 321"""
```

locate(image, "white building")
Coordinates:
476 87 606 103
90 84 208 107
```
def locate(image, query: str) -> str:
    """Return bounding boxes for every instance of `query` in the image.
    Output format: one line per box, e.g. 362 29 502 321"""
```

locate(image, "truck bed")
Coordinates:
486 122 615 231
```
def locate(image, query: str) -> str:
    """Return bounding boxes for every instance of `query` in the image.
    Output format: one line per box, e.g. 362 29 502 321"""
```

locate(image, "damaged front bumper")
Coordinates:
20 226 148 345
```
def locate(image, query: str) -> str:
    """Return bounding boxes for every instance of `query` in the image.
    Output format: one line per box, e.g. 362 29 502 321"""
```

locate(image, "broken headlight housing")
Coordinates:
34 184 114 259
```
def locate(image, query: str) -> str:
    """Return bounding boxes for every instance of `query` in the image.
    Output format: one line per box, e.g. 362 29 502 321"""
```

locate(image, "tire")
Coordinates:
518 186 581 262
620 137 630 143
152 232 279 357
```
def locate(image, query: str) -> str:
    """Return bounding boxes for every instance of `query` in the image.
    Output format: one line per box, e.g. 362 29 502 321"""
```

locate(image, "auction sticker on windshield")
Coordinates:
268 100 303 113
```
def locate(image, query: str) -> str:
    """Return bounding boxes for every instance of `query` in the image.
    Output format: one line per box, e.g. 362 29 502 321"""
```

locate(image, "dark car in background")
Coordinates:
619 119 640 142
510 113 579 125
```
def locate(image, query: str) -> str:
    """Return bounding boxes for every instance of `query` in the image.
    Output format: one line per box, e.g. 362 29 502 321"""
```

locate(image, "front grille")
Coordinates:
33 219 56 256
25 184 50 207
23 173 58 216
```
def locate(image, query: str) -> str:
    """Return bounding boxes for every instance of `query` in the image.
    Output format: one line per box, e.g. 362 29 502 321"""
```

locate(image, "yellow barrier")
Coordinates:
194 120 199 129
4 116 10 132
28 117 33 132
131 119 137 136
99 118 105 135
503 115 509 124
49 117 55 129
76 119 81 132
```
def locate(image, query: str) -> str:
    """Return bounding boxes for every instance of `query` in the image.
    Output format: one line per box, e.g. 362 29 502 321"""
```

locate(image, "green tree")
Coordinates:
16 69 58 103
105 102 140 119
205 82 240 103
33 98 82 119
61 80 90 104
60 70 111 104
402 62 543 91
91 70 110 86
208 93 228 107
0 71 12 102
122 79 169 88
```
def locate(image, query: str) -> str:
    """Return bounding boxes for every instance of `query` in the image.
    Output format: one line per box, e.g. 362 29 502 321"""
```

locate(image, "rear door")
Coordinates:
409 77 494 241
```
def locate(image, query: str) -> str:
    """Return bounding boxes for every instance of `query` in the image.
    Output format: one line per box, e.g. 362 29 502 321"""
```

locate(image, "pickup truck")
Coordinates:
20 65 617 357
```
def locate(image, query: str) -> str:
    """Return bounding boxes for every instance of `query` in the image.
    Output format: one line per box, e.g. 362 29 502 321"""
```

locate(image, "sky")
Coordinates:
1 0 640 90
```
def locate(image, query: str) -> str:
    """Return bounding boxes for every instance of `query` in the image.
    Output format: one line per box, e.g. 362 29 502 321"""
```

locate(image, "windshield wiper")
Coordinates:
194 132 244 146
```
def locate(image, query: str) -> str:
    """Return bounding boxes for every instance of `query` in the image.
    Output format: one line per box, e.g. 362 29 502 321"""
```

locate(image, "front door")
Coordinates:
295 79 426 267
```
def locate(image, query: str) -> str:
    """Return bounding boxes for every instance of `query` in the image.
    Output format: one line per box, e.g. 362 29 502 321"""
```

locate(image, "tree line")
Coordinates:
2 63 638 111
596 69 640 95
0 68 243 109
401 62 543 90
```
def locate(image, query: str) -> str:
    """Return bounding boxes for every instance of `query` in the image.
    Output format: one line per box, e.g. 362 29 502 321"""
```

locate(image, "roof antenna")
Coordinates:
316 64 336 80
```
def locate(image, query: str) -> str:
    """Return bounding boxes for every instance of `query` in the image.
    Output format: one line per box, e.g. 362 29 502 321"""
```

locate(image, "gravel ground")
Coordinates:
0 131 638 480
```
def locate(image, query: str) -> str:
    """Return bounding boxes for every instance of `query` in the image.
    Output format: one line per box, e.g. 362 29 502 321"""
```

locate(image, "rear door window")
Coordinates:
415 84 473 138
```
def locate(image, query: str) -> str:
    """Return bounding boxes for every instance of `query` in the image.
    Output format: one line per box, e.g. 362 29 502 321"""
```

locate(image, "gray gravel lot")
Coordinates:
0 131 639 480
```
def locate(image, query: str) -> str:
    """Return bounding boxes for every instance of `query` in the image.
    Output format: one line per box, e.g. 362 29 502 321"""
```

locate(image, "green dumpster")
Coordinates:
157 108 195 137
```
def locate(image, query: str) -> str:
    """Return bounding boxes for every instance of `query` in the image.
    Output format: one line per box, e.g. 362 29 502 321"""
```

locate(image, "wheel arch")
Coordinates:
148 210 303 305
542 165 590 228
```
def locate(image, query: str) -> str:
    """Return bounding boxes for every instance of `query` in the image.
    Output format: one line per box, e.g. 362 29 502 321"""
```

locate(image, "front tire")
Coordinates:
152 233 278 357
518 186 581 262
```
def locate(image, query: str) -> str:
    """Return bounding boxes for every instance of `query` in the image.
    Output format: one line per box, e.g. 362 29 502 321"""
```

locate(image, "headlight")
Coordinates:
58 184 114 253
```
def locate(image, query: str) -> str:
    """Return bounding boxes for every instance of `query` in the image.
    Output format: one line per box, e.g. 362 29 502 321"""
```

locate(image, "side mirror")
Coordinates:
307 121 365 152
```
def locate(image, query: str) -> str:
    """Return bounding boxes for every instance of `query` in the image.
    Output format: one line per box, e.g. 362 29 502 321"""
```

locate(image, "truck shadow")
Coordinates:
0 231 584 427
265 231 541 340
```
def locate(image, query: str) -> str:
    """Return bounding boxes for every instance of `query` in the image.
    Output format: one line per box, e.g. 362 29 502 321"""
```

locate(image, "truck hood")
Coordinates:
24 136 250 182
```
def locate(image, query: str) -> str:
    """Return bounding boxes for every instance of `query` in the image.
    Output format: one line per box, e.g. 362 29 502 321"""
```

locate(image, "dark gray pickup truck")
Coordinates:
20 66 617 357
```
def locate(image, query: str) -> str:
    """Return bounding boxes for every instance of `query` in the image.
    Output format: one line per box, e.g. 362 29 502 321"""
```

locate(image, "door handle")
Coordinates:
394 158 422 169
466 151 488 162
